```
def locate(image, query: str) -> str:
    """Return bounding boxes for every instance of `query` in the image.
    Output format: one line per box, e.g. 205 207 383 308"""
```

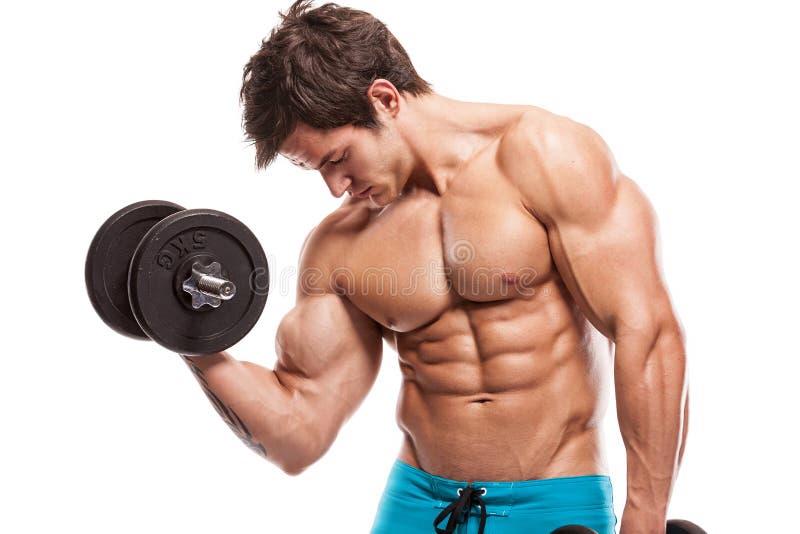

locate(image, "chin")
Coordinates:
370 190 394 207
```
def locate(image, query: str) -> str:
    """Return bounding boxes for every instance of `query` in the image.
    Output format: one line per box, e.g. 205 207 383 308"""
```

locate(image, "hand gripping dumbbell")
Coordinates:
85 200 269 355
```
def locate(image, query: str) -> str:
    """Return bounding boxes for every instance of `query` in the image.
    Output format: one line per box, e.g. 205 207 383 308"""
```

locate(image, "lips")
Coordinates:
355 186 372 199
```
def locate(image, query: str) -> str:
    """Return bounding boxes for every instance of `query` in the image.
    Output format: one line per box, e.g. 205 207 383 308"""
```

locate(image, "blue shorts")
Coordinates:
369 460 617 534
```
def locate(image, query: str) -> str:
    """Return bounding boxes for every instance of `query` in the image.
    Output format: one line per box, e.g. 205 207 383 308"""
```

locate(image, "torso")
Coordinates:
321 106 612 481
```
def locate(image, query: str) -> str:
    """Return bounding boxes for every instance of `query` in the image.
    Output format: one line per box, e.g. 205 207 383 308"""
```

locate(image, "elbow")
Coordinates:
623 307 686 357
644 321 688 392
269 393 343 477
660 316 687 363
280 460 311 477
278 446 328 477
657 320 686 359
275 448 317 476
275 426 333 477
641 319 687 377
615 312 687 379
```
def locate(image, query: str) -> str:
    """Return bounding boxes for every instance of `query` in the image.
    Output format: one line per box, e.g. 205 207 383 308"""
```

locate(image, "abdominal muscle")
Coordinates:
393 283 613 482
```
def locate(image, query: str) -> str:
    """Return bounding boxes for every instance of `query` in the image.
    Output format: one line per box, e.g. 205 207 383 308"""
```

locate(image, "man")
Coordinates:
184 1 689 533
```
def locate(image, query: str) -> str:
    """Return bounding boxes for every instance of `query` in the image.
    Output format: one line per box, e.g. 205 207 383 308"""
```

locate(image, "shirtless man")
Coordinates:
183 2 689 533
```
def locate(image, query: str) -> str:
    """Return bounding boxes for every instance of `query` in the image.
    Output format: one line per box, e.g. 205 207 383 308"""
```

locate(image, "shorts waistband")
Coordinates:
388 459 613 513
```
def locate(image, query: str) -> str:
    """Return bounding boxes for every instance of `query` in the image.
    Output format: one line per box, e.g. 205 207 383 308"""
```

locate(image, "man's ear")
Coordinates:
367 79 401 119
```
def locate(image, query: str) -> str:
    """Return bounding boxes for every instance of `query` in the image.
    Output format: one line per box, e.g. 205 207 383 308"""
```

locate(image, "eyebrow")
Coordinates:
313 150 336 171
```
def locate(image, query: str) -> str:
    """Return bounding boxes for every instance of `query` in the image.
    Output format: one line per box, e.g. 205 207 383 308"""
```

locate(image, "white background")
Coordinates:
1 1 798 532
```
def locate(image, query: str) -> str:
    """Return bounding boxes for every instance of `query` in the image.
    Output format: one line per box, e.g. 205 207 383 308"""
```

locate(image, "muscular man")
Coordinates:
184 2 689 533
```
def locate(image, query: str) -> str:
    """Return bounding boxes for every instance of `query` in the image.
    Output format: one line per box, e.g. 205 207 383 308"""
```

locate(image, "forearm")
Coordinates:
181 352 319 474
614 323 688 530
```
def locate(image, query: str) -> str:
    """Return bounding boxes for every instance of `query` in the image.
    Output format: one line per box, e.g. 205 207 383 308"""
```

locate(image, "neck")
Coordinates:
396 93 502 196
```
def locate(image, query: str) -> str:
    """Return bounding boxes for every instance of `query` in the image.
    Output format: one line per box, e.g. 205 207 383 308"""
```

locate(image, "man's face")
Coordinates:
279 121 408 207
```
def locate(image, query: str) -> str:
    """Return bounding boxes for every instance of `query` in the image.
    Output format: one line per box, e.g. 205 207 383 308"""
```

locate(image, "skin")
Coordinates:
185 81 688 534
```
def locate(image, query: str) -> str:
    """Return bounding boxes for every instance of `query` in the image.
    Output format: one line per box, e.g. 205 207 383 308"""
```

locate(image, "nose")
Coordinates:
322 170 352 198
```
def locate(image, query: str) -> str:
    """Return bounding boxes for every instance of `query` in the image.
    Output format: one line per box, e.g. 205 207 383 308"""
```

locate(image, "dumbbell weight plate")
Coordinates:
667 519 707 533
128 208 269 355
550 519 706 534
85 200 186 339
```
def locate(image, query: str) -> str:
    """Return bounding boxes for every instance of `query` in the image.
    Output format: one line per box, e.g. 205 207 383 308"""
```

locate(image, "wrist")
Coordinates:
620 503 667 534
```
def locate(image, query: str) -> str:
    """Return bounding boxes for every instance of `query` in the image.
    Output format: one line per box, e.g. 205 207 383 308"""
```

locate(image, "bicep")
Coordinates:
275 293 383 424
546 174 674 340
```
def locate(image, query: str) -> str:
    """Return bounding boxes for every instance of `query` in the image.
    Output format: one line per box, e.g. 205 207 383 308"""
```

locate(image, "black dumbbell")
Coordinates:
550 519 706 534
85 200 269 355
667 519 707 533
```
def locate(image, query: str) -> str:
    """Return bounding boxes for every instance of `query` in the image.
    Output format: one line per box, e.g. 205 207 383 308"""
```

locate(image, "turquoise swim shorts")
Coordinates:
369 460 617 534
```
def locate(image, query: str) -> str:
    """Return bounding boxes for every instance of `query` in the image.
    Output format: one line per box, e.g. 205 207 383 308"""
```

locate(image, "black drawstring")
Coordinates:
433 483 487 534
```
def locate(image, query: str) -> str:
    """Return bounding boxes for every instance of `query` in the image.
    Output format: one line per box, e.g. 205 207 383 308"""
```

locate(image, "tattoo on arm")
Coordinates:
181 356 268 459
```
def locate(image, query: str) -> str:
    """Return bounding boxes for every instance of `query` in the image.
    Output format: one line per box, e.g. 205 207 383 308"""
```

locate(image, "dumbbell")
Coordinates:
665 519 707 533
550 519 707 533
85 200 269 355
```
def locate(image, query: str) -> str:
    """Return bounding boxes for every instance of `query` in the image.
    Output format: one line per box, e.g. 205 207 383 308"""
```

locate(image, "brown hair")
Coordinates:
240 0 433 169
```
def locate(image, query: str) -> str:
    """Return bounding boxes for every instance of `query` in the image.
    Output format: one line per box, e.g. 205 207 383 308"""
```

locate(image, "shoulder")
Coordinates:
296 202 372 297
300 202 372 260
498 106 619 225
499 106 611 170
